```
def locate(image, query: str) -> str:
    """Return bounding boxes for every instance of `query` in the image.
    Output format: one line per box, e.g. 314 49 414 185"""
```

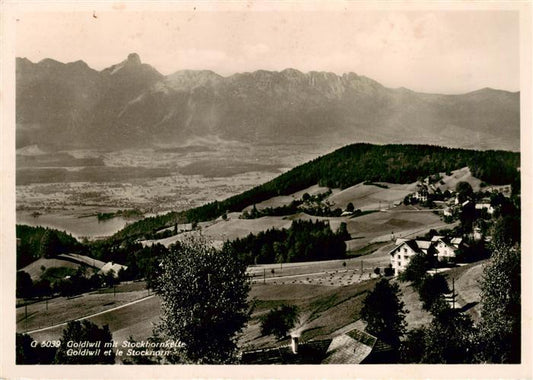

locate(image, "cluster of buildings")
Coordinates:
389 236 464 276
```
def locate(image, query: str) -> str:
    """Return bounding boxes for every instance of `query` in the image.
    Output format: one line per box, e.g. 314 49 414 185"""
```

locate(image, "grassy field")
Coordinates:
435 167 482 193
17 283 152 334
397 280 433 330
247 246 391 287
20 253 107 281
144 205 450 254
240 279 378 350
239 280 375 349
21 257 83 281
327 182 416 211
21 259 486 357
242 184 336 211
22 268 382 353
443 260 486 323
398 260 486 330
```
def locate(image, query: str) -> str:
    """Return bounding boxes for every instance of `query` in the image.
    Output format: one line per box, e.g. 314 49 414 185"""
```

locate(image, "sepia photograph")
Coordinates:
1 1 531 378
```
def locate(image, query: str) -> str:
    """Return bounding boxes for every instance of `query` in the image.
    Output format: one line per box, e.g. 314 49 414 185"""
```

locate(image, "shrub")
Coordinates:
418 274 450 311
260 305 300 340
383 264 394 277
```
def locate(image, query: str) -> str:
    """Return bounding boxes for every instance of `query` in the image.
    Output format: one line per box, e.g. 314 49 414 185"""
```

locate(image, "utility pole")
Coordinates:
263 268 266 284
452 278 456 310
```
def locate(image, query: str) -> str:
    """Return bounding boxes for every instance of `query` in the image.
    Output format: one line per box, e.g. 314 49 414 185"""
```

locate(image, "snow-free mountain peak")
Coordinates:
16 56 520 151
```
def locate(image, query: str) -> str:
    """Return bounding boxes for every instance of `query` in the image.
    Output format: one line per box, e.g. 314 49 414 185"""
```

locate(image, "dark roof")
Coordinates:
346 328 377 347
322 334 372 364
389 240 423 256
240 339 332 364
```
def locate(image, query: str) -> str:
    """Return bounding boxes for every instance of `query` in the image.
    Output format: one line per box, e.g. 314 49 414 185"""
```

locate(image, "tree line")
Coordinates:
16 225 82 269
111 143 519 241
223 219 349 265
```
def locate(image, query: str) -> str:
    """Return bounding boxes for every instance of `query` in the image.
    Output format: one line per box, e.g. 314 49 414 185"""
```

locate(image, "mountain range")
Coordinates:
16 53 520 151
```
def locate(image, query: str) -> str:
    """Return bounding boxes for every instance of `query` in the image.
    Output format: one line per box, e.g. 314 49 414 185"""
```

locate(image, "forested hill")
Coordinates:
112 144 520 241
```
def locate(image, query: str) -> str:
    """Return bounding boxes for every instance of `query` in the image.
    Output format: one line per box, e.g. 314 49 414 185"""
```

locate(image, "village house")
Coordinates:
475 202 495 215
473 226 483 241
389 239 434 276
240 328 393 364
389 236 463 275
99 262 127 278
413 184 429 203
431 236 463 262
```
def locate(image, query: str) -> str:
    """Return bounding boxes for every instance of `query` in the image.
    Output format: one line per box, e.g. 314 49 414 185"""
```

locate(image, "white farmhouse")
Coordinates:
389 240 428 276
99 262 127 278
431 236 461 262
390 236 464 275
475 203 495 215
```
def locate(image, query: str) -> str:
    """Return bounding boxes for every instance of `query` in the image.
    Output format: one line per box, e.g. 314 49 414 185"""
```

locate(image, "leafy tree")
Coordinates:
260 304 300 340
399 328 426 363
16 271 33 298
458 200 476 233
455 239 489 263
383 264 394 277
456 181 474 203
16 333 39 364
55 320 115 364
17 225 81 268
360 279 407 348
346 202 355 212
421 307 477 363
337 222 350 240
401 299 477 364
103 269 117 287
39 229 61 258
33 278 52 298
154 236 250 364
491 215 520 247
398 253 431 289
476 244 520 363
418 274 449 311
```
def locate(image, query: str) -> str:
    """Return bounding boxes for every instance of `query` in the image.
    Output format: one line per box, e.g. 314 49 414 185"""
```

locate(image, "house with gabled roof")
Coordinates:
431 236 459 262
240 327 394 364
99 262 127 278
390 235 463 275
389 239 426 276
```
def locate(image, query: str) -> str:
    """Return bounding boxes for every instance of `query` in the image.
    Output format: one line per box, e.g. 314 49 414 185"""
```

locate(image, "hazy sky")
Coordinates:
16 8 519 94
